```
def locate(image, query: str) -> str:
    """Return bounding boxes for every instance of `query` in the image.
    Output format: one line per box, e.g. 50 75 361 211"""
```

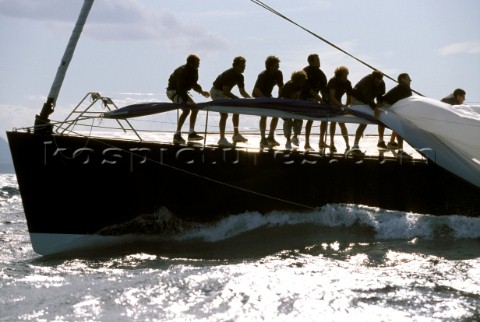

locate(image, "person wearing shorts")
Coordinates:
210 56 251 147
167 54 210 144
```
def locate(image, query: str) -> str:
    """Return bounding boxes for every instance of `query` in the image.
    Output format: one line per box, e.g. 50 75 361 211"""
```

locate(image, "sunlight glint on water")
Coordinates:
1 173 479 321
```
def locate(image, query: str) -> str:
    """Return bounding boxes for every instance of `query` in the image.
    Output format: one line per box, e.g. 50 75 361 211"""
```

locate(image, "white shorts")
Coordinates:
210 87 228 100
166 90 185 104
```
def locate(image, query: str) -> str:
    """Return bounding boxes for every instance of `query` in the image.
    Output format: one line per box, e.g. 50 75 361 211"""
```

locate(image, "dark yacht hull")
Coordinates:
7 131 480 254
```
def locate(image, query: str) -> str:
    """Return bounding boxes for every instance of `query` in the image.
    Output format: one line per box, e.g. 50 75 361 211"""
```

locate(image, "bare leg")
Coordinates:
176 109 190 133
339 123 350 149
389 132 397 144
292 120 303 146
330 122 337 147
232 113 240 135
283 119 292 140
397 135 404 149
219 113 228 139
305 120 313 148
378 124 385 142
268 117 278 138
319 121 328 147
188 109 199 133
260 116 267 139
354 124 367 147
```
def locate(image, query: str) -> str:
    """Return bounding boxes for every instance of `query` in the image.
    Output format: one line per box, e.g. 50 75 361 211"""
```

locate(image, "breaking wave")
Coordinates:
1 186 19 197
99 204 480 241
0 174 20 203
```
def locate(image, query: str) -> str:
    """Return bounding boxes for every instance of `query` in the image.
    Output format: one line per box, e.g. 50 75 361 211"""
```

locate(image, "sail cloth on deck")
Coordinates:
350 96 480 188
103 98 374 124
104 96 480 188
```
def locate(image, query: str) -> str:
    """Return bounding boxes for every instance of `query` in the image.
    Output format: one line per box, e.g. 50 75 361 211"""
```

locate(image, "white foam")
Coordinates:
26 205 480 256
173 204 480 242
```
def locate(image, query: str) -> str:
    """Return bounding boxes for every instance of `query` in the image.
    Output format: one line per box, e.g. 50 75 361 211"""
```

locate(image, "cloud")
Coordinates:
86 8 229 51
0 104 39 138
0 103 73 141
24 94 47 102
0 0 229 51
439 41 480 56
0 0 79 21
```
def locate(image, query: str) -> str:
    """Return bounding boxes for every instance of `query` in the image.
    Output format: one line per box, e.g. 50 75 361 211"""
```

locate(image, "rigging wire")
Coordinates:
249 0 423 96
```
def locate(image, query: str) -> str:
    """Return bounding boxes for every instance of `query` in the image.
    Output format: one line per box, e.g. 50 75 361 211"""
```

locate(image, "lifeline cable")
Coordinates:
250 0 423 96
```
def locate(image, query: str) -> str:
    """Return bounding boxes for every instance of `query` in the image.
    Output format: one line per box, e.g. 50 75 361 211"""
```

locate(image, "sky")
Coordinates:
0 0 479 142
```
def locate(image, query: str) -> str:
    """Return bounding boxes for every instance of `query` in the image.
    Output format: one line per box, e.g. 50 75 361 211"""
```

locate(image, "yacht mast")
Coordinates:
34 0 95 134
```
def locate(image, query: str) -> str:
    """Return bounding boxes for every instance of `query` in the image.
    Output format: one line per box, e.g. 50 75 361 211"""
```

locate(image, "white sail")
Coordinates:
351 96 480 188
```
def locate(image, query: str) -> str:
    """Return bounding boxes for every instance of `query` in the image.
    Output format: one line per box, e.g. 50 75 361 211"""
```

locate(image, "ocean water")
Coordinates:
1 172 480 321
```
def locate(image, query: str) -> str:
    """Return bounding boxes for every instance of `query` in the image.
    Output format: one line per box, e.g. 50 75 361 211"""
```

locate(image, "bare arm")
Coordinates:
346 93 351 107
253 87 265 97
310 89 321 101
222 85 238 99
276 84 284 98
330 88 342 107
239 86 251 99
192 84 210 99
